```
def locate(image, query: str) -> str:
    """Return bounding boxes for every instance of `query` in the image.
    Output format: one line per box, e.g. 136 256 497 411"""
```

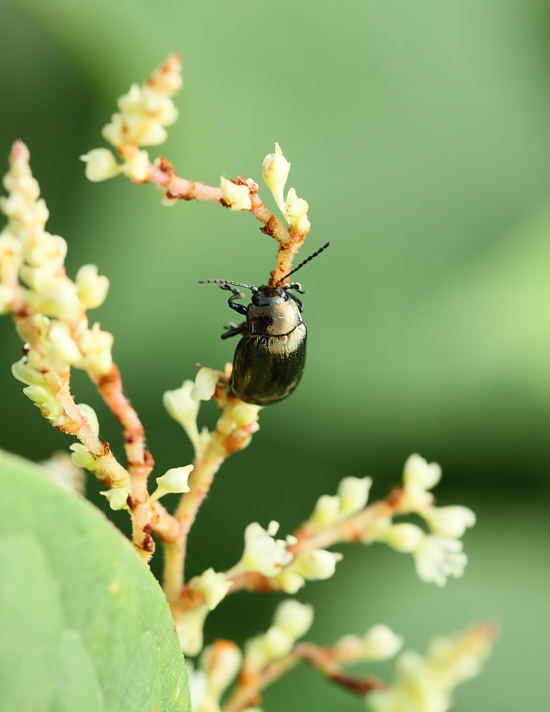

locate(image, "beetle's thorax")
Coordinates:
248 287 302 336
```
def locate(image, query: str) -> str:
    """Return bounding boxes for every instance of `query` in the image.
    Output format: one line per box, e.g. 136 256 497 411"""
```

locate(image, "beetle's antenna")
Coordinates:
276 241 332 287
199 279 259 293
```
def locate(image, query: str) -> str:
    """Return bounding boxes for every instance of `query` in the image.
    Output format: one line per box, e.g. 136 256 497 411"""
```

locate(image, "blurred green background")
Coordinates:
1 0 549 709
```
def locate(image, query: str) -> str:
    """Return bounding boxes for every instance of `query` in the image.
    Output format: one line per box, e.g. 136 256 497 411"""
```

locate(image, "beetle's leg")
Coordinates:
220 284 247 316
285 290 304 312
286 282 306 294
221 322 247 340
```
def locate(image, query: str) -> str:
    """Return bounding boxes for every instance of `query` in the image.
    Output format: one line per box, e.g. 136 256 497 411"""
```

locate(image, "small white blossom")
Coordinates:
100 486 130 510
283 188 310 232
422 506 476 539
200 640 242 701
163 380 202 455
189 568 232 610
414 535 467 587
230 522 293 578
176 604 209 656
186 661 209 712
338 476 373 515
79 323 114 375
380 523 425 553
120 148 151 182
77 403 100 437
231 402 262 428
311 494 341 530
80 149 121 182
153 465 193 495
47 322 82 369
276 549 342 593
361 624 404 661
273 599 314 640
220 177 252 211
75 264 110 309
69 443 97 471
403 454 441 490
262 143 290 213
191 367 219 401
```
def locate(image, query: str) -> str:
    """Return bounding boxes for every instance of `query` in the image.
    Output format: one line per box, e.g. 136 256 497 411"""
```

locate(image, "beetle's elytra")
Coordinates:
200 241 331 406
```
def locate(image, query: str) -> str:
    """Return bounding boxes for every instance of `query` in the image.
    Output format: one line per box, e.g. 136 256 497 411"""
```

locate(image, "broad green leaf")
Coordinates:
0 449 189 712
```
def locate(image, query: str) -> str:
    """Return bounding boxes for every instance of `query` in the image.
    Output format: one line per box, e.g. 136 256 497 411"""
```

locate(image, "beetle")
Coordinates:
199 241 331 405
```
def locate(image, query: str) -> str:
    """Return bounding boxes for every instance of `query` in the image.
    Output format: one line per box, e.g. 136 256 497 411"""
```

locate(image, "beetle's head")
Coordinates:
252 286 287 306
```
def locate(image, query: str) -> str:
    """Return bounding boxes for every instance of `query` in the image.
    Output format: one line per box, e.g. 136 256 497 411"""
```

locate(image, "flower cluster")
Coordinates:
81 53 182 183
367 624 495 712
262 143 310 232
369 455 476 587
164 366 261 459
1 142 113 426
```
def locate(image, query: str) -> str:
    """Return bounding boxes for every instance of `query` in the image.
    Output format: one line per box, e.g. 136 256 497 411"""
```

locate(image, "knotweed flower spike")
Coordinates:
0 54 495 712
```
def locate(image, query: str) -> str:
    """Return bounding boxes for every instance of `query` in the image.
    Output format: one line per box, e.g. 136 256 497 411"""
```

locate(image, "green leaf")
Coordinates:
0 449 189 712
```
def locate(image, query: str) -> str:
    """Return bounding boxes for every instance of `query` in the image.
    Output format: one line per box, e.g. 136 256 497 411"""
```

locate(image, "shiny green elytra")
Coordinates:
200 242 330 405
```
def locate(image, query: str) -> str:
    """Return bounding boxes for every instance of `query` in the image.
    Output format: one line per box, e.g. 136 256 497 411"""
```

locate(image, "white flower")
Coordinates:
230 522 293 578
262 143 291 213
47 322 82 369
176 604 210 656
403 454 441 490
120 148 151 182
380 523 425 553
231 402 261 428
79 149 121 182
310 494 341 530
77 403 100 437
69 443 97 471
338 476 372 515
283 188 310 232
153 465 194 497
361 624 404 661
100 486 130 510
163 380 202 455
191 367 219 401
79 323 114 375
186 661 209 712
422 506 476 538
276 549 342 593
189 568 232 610
367 625 494 712
75 264 110 309
220 177 251 211
200 640 242 701
413 535 467 587
273 599 314 640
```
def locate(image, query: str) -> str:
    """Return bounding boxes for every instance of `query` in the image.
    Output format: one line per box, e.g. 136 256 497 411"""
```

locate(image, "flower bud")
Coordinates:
79 149 121 182
200 640 242 700
261 626 294 658
47 323 82 369
151 465 193 501
273 599 314 639
77 403 100 437
220 178 252 211
337 476 372 515
422 506 476 538
191 367 219 401
361 624 404 661
70 443 97 471
381 523 425 553
189 568 232 611
176 604 209 656
403 454 441 490
76 264 110 309
80 323 114 375
100 486 130 510
293 549 343 580
283 188 309 232
262 143 290 213
310 494 341 530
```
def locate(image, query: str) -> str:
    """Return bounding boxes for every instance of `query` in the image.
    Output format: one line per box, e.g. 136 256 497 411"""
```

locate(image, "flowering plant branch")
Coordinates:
0 53 496 712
